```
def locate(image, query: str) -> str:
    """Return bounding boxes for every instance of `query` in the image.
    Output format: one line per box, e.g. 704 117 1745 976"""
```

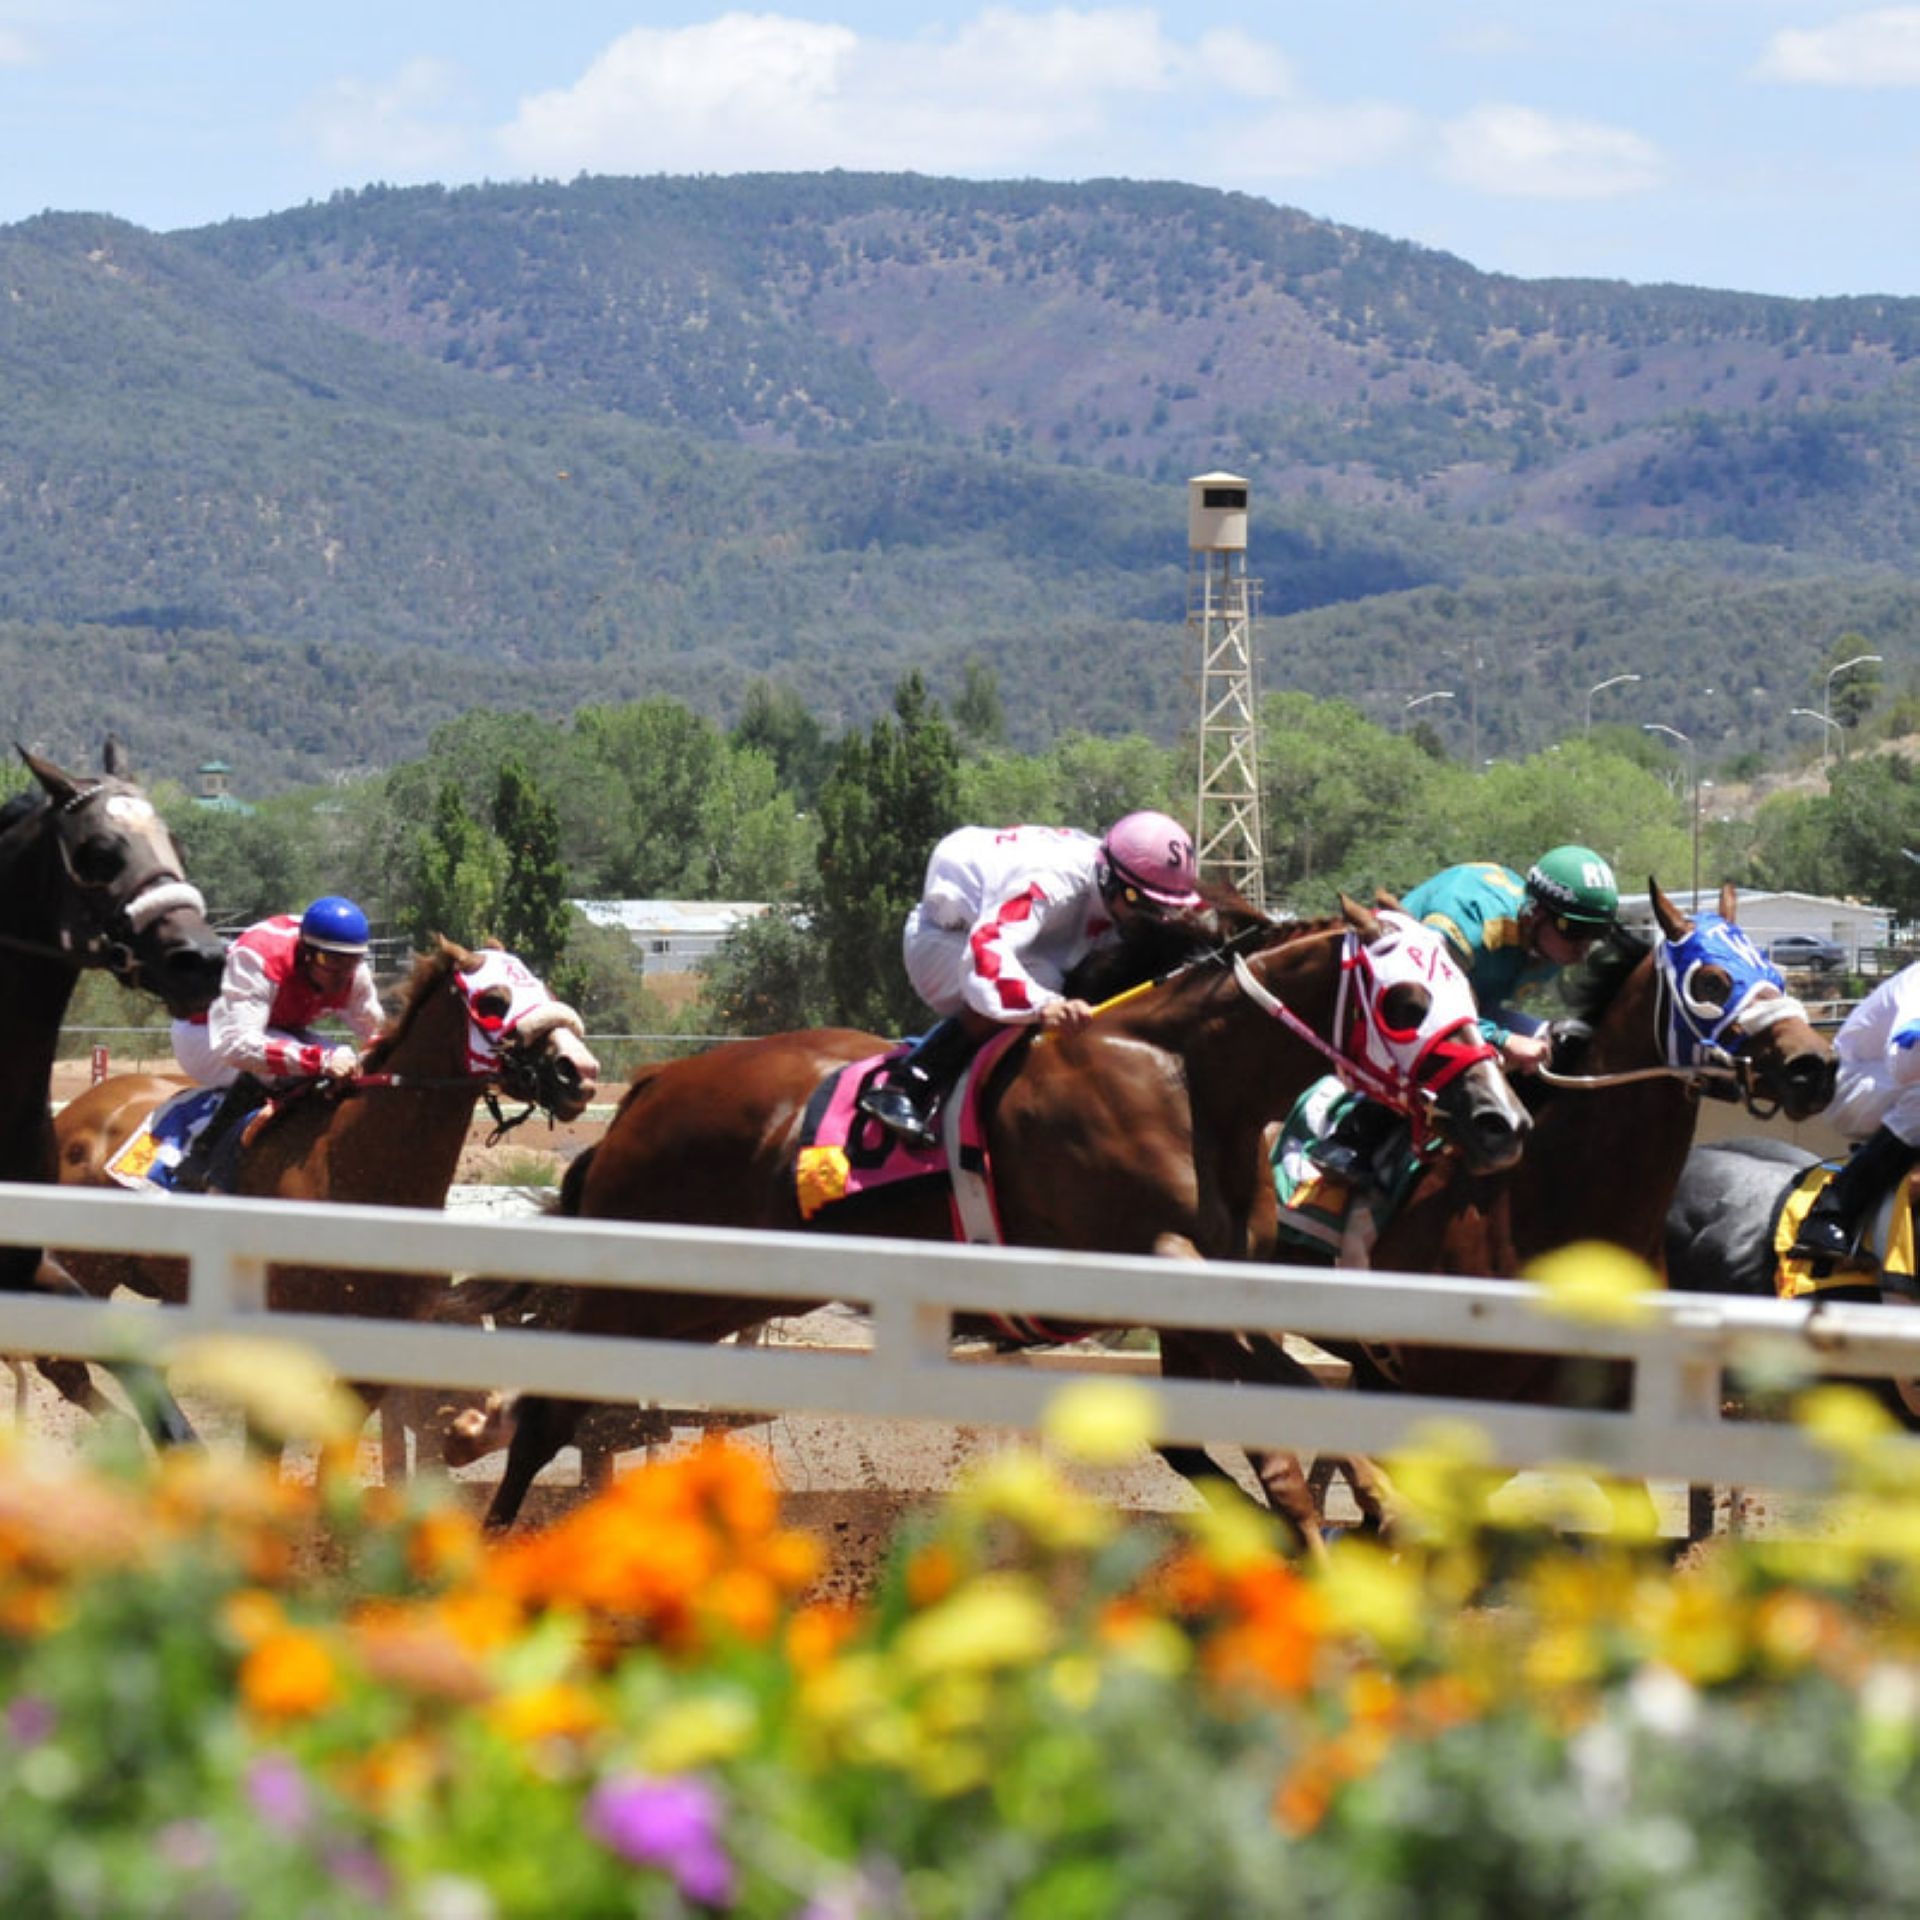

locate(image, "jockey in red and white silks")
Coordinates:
172 913 384 1087
903 824 1123 1024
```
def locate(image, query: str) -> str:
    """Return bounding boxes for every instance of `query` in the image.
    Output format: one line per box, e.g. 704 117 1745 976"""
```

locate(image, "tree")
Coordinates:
809 673 960 1032
953 658 1006 749
492 756 571 976
703 906 831 1035
733 680 834 806
402 780 505 948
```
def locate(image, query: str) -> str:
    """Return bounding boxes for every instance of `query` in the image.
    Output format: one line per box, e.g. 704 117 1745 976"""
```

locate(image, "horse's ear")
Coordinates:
18 745 78 806
1374 888 1404 914
102 734 130 780
1340 892 1382 940
1649 878 1689 940
1718 880 1737 922
435 932 480 971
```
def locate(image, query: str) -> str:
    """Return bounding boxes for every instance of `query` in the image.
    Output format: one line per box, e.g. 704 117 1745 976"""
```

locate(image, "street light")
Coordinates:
1821 652 1883 764
1584 672 1641 738
1403 690 1456 733
1644 722 1699 910
1791 706 1842 756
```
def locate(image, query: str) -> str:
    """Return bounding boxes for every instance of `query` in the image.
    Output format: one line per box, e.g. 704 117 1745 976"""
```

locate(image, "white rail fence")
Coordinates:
2 1180 1920 1494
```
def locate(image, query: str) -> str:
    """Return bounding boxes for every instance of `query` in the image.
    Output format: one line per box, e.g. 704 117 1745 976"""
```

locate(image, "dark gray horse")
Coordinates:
1665 1138 1920 1424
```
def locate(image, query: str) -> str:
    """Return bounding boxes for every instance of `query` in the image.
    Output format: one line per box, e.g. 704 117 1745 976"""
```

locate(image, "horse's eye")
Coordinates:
1691 966 1733 1010
73 835 124 885
1378 982 1430 1036
472 988 513 1024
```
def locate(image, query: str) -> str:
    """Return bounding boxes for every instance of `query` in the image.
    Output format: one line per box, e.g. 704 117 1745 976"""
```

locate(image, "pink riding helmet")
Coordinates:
1099 810 1202 909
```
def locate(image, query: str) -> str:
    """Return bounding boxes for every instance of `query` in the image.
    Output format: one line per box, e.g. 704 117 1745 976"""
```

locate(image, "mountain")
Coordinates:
1 174 1917 788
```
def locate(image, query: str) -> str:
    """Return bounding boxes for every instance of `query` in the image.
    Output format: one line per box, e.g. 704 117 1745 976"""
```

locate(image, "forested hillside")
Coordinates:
2 174 1918 788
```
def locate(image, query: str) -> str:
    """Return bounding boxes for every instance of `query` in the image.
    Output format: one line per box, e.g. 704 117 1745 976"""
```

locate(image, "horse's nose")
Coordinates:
1785 1051 1838 1118
553 1057 581 1095
1469 1100 1530 1172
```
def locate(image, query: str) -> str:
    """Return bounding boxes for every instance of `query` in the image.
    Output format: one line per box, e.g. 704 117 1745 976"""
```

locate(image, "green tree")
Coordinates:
733 680 834 806
810 672 960 1032
167 801 320 929
953 658 1006 749
403 780 505 947
703 906 831 1035
492 756 571 976
575 697 731 896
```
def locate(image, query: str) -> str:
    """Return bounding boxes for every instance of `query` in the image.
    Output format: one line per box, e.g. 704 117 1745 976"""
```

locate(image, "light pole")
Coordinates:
1403 690 1456 733
1821 652 1882 764
1791 706 1843 757
1584 672 1641 738
1644 722 1699 910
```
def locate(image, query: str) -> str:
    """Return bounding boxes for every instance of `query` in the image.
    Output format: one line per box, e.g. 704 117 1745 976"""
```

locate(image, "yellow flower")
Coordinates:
1049 1654 1101 1712
896 1574 1055 1679
1043 1379 1162 1467
1523 1623 1602 1694
953 1451 1112 1551
1526 1241 1656 1327
1182 1478 1283 1570
164 1335 365 1445
1317 1537 1426 1659
491 1682 605 1746
635 1693 758 1773
221 1588 286 1648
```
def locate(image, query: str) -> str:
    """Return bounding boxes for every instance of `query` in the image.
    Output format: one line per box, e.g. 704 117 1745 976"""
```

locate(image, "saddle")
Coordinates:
1773 1163 1919 1298
793 1027 1026 1244
1270 1075 1426 1267
102 1085 281 1193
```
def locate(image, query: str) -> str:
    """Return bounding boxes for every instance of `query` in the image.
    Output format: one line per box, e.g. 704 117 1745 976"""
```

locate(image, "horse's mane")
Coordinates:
360 943 461 1072
1066 880 1335 1004
0 790 41 834
1558 921 1655 1026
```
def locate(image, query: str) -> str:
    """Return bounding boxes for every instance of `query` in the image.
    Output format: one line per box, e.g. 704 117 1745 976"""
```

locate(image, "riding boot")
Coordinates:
1311 1096 1401 1185
172 1075 267 1194
1789 1123 1920 1262
855 1017 984 1150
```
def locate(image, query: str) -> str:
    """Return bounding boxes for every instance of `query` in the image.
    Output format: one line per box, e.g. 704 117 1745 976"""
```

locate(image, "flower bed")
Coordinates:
3 1332 1920 1916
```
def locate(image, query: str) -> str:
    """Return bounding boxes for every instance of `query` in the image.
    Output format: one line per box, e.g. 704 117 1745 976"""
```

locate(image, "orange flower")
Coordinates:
787 1602 859 1675
490 1682 605 1746
241 1627 340 1720
221 1588 286 1648
906 1542 963 1609
338 1734 439 1814
409 1507 483 1583
0 1580 64 1638
1274 1757 1335 1836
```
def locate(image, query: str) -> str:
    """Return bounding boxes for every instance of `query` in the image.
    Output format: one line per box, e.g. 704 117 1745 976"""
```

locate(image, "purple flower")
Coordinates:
585 1773 734 1907
5 1696 55 1747
156 1820 217 1871
247 1752 313 1835
324 1844 395 1903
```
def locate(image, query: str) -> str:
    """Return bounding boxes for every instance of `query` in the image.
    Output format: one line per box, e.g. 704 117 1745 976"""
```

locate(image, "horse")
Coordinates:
1251 881 1836 1533
478 894 1535 1531
50 938 600 1439
0 742 227 1440
1663 1137 1920 1425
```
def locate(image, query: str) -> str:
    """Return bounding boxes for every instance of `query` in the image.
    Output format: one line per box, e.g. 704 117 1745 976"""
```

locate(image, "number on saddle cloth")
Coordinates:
103 1086 227 1191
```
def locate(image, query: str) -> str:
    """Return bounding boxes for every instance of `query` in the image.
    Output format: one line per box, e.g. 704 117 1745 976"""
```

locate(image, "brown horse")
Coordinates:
1258 882 1835 1527
50 939 600 1424
479 895 1534 1529
0 742 227 1440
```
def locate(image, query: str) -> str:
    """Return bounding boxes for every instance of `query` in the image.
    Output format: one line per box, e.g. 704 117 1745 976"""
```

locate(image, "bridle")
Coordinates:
0 779 208 985
1538 914 1813 1118
1230 911 1499 1154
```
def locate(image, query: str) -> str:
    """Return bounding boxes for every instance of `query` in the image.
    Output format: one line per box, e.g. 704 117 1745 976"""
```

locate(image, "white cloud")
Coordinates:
1437 103 1663 199
0 28 32 66
494 9 1317 179
1754 8 1920 86
297 58 473 179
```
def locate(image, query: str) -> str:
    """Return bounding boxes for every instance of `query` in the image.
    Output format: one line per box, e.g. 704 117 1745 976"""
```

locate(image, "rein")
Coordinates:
344 1071 542 1145
1229 951 1413 1108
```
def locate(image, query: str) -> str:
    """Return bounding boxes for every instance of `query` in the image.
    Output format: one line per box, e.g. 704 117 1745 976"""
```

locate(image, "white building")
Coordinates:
570 900 771 974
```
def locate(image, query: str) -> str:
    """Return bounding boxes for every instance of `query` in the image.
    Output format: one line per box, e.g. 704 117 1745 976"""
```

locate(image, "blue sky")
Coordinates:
2 2 1917 298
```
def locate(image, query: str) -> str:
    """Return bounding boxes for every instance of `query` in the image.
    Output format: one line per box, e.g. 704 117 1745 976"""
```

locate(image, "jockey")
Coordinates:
1787 960 1920 1262
169 896 385 1192
1400 846 1620 1072
856 811 1203 1149
1309 846 1618 1191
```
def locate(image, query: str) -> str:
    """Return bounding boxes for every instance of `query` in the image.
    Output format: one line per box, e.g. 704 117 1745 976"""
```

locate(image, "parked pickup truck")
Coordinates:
1766 932 1848 975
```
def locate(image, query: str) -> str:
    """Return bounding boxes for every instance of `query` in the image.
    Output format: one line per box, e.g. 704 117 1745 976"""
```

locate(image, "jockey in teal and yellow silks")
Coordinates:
1400 846 1619 1073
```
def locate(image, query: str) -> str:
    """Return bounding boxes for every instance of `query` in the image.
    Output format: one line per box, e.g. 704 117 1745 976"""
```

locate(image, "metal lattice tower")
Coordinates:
1186 473 1265 907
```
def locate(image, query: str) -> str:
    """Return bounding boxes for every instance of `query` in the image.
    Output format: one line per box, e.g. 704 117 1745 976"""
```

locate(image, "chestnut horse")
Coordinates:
0 743 227 1440
1252 882 1835 1532
50 939 600 1427
481 896 1534 1530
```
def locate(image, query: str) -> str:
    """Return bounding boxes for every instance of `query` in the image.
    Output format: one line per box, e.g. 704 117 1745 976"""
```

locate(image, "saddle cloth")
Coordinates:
102 1086 227 1192
1270 1074 1425 1268
1773 1163 1919 1299
794 1027 1026 1242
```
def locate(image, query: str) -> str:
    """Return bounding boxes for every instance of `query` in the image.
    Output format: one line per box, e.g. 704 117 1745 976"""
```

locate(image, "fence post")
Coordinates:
90 1044 108 1085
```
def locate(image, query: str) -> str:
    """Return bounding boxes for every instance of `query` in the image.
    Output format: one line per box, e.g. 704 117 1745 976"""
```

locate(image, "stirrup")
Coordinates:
857 1081 940 1150
1788 1213 1855 1262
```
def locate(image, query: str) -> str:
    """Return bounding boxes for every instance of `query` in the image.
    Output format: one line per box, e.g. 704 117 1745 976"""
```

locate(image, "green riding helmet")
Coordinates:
1524 845 1619 930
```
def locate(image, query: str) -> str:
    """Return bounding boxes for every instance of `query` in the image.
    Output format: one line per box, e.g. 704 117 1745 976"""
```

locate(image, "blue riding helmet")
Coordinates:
298 895 370 955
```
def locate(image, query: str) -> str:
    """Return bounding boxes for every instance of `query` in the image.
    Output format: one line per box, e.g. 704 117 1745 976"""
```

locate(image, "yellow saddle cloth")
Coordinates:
1774 1165 1919 1299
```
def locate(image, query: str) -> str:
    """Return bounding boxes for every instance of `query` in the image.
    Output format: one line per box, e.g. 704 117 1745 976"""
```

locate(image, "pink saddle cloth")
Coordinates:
794 1027 1024 1238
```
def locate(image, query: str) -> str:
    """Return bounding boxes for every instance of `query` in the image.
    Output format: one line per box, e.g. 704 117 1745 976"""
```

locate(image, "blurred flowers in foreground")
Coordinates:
2 1342 1920 1914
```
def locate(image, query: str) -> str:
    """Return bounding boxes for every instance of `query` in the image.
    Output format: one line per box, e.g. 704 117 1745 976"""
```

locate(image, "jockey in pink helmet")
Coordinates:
857 810 1202 1149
